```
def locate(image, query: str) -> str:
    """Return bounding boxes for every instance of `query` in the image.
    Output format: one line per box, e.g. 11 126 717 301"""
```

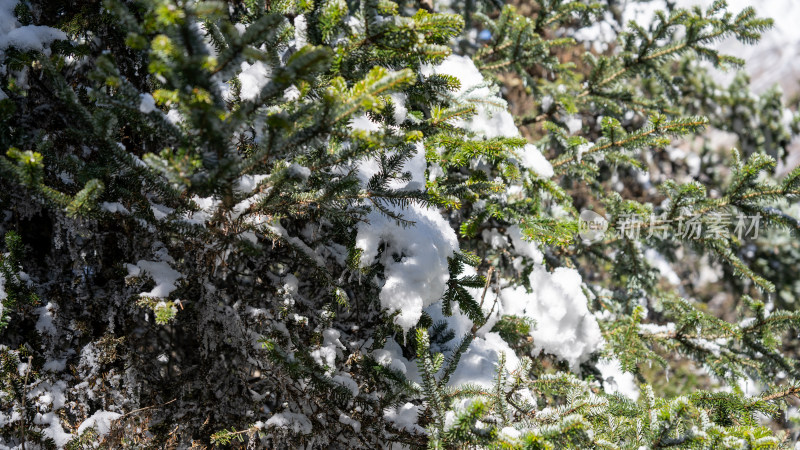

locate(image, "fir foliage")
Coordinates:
0 0 799 448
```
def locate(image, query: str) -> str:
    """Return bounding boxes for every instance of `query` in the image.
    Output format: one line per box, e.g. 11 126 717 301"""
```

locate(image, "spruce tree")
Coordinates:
0 0 799 448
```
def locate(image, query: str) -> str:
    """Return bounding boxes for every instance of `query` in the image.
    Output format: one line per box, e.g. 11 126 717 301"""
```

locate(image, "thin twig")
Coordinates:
122 398 177 417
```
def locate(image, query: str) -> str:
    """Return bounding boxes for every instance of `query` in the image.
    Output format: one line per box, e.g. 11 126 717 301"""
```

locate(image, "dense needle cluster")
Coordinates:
0 0 799 448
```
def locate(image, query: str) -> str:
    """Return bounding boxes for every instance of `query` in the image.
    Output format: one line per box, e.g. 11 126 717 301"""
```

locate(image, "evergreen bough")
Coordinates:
0 0 799 448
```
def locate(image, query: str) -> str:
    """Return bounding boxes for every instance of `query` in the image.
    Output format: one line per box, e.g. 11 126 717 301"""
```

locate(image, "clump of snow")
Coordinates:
350 113 381 132
30 379 67 410
565 115 582 135
149 202 174 221
372 340 415 376
403 142 427 191
499 426 521 440
101 201 129 214
596 358 639 400
575 142 592 164
265 412 313 434
42 358 67 372
34 412 72 447
384 403 424 434
284 85 301 101
447 333 520 388
508 225 543 265
310 328 345 374
424 55 556 186
638 322 676 335
126 259 182 298
77 410 122 437
293 15 308 49
518 144 554 179
424 54 519 138
338 412 361 433
501 266 603 370
389 92 408 124
481 227 508 249
235 174 269 193
287 162 311 180
332 373 359 396
238 60 271 101
184 195 220 225
356 203 458 332
138 93 156 113
0 0 66 62
644 248 681 285
35 302 57 336
165 108 183 125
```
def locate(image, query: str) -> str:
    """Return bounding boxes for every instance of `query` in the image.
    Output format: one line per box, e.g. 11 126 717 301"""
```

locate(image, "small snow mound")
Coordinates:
596 358 639 400
384 403 424 434
425 54 519 138
356 203 458 332
447 333 520 388
126 259 182 298
77 410 122 437
0 0 67 56
519 144 553 179
138 93 156 113
265 412 312 435
502 266 603 370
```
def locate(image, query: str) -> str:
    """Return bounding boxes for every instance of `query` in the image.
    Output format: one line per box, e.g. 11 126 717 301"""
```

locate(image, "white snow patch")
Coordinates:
565 115 582 135
389 92 408 124
372 341 414 376
356 203 458 332
447 332 520 388
238 60 271 101
499 426 521 440
518 144 554 179
338 413 361 433
508 225 544 264
424 54 519 138
0 0 66 58
287 163 311 180
138 93 156 113
501 266 603 370
332 373 359 397
597 358 639 400
235 174 268 193
126 260 182 298
77 410 122 437
481 227 509 249
350 113 381 132
101 201 129 214
34 412 72 447
294 15 308 49
310 328 345 374
42 358 66 372
265 412 312 434
644 248 681 285
284 85 301 101
165 108 183 125
384 403 424 434
35 302 57 336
